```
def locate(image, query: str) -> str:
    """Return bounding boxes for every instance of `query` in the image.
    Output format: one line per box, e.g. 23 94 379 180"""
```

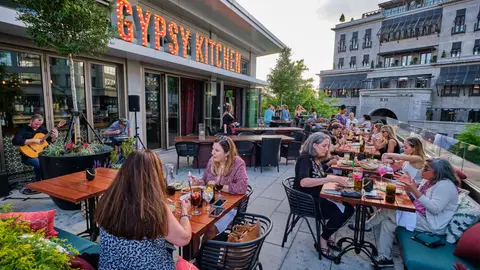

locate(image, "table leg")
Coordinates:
77 197 99 242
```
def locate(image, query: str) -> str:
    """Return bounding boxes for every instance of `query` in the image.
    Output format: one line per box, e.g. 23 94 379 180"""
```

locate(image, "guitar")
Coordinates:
18 120 67 158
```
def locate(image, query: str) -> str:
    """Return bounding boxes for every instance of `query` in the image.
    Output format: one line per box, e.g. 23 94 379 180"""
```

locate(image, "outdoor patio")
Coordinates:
2 150 404 270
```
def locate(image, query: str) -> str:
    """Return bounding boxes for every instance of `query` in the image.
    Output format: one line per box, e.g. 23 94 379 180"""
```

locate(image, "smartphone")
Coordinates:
212 199 227 208
323 189 342 195
365 195 384 200
209 207 225 217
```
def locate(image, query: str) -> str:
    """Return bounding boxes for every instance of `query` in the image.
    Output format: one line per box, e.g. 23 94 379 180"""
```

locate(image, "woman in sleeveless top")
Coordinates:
382 137 426 184
95 150 192 270
222 103 237 135
374 125 401 155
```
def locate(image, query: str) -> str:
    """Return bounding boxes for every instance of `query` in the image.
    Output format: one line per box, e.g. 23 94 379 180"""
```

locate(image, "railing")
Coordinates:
451 24 466 35
338 45 346 53
362 40 372 49
385 117 480 189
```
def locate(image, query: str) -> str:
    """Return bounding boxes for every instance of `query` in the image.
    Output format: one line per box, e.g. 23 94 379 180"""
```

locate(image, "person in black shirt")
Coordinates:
12 114 59 184
294 132 354 260
221 103 237 135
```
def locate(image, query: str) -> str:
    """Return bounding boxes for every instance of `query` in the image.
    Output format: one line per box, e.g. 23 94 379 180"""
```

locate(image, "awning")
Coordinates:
319 73 367 90
436 64 480 86
377 8 442 37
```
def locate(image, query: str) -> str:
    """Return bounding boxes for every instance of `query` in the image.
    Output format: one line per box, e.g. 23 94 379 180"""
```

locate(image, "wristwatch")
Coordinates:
180 214 190 220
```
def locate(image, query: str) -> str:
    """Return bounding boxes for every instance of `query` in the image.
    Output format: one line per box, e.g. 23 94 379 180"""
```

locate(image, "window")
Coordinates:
362 55 370 67
338 58 344 69
351 89 360 97
441 109 456 121
380 78 390 88
452 9 466 34
470 84 480 96
338 34 346 52
91 63 119 134
337 89 347 98
416 76 430 88
420 53 432 64
401 55 413 66
475 8 480 31
350 56 356 68
451 42 462 57
441 85 460 96
350 32 359 51
384 57 394 67
468 110 480 122
241 58 249 75
397 77 408 88
363 29 372 48
426 108 433 120
474 40 480 55
17 53 40 67
0 51 13 66
325 89 333 98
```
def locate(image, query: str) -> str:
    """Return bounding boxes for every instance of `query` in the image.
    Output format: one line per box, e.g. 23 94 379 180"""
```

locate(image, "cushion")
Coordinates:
395 227 477 270
0 210 58 238
454 168 467 180
55 227 98 254
446 196 480 243
70 256 95 270
176 257 199 270
454 222 480 264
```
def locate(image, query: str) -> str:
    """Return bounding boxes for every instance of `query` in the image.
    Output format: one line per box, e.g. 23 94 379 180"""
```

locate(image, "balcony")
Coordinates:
452 24 466 35
338 45 346 53
475 22 480 32
362 40 372 49
350 43 359 51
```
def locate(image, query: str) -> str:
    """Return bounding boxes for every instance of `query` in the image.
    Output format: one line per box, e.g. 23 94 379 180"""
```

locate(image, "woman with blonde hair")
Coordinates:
382 137 427 184
96 150 192 269
374 125 400 155
222 103 237 134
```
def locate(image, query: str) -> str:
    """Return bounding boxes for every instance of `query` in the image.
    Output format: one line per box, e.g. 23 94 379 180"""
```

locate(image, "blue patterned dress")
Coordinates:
99 228 174 270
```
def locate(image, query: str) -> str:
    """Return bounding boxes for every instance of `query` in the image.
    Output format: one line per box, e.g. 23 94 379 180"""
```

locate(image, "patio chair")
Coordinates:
186 133 198 136
195 212 272 270
290 131 305 142
174 142 200 174
235 141 256 172
258 138 281 173
262 130 276 135
282 177 323 260
280 141 302 166
238 131 255 136
237 185 254 213
206 125 214 136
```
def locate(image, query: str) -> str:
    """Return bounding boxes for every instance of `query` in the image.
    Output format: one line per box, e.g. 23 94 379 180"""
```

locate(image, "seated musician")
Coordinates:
103 118 131 146
12 114 59 194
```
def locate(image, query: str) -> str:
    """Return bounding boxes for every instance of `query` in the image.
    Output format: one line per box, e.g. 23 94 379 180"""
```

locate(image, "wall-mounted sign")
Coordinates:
380 98 389 102
114 0 242 74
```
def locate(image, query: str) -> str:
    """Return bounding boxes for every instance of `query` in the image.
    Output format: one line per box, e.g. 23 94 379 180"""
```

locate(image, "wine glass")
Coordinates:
377 163 387 189
204 186 214 211
214 180 224 198
191 190 202 216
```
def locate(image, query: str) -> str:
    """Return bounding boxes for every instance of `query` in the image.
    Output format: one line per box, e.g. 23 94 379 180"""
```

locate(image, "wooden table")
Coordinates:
174 135 294 168
269 120 292 127
234 127 303 136
335 145 381 157
27 168 118 241
321 182 414 266
169 191 246 260
330 164 393 177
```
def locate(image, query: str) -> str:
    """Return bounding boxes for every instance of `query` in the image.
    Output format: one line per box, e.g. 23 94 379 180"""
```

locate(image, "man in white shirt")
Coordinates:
346 112 358 128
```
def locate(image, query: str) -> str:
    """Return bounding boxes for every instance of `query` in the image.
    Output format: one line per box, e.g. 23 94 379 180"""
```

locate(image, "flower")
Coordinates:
67 142 73 149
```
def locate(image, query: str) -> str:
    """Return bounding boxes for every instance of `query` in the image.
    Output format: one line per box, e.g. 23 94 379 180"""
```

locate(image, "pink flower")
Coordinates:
67 142 73 149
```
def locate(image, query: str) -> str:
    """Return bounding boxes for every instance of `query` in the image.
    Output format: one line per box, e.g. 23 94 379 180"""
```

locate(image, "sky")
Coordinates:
235 0 383 86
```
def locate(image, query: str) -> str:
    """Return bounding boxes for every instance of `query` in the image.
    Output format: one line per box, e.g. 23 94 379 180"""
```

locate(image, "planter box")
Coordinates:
39 151 111 210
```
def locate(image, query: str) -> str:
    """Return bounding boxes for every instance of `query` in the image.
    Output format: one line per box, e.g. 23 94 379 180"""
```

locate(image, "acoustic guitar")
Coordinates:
18 120 67 158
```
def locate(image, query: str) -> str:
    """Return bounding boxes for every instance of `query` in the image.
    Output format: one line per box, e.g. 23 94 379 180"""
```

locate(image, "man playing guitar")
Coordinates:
12 114 59 194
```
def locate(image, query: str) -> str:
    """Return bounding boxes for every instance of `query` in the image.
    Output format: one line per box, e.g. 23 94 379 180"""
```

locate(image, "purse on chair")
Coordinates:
227 220 261 243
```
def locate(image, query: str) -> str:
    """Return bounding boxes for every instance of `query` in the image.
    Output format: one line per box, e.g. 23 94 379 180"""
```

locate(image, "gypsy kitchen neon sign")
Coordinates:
114 0 242 74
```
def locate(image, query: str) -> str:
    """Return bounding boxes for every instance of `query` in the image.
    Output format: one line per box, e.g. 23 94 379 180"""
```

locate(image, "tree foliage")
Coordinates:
450 123 480 165
339 13 345 22
263 47 337 117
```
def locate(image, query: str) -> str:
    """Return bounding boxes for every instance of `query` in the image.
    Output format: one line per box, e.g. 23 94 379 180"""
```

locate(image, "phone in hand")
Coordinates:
212 199 227 208
209 207 225 217
365 195 384 200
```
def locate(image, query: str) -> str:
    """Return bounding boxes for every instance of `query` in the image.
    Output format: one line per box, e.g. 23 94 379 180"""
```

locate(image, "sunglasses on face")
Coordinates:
422 166 432 172
381 130 387 133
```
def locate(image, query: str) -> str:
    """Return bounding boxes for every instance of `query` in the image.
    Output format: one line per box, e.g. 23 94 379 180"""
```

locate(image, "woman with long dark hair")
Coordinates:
95 150 192 269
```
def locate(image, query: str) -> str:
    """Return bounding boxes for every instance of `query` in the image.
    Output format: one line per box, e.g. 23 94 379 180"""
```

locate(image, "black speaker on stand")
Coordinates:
128 95 146 150
0 171 10 198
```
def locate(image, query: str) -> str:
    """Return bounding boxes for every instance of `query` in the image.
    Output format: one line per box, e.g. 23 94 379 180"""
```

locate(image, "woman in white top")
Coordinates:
382 137 426 184
366 158 459 267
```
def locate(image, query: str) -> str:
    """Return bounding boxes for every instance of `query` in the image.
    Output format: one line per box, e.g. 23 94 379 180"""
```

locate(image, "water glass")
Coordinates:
204 187 214 210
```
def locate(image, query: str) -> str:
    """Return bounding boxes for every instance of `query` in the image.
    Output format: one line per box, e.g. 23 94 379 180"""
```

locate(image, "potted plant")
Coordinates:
0 205 78 269
431 55 437 63
413 57 418 64
441 50 447 58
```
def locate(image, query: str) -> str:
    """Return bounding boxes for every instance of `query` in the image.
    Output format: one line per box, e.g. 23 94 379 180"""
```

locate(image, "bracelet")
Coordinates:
180 214 190 220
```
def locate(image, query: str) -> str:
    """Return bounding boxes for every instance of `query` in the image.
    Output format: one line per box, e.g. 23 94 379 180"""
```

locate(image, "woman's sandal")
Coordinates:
314 243 337 260
327 239 342 252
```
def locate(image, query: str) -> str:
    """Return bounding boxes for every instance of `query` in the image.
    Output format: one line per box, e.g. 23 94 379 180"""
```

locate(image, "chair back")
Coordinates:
260 138 281 167
215 132 227 136
175 142 200 157
237 185 254 213
238 131 255 136
291 132 305 142
286 141 302 158
196 212 272 270
235 141 256 156
206 125 213 136
263 130 276 135
282 177 317 219
304 124 312 133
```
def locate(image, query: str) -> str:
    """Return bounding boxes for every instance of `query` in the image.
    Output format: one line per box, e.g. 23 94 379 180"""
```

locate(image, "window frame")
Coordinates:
469 84 480 96
451 42 462 58
349 56 357 68
441 85 460 97
452 9 466 35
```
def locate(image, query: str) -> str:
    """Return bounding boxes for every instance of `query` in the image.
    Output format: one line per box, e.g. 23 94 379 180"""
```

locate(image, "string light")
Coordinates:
168 22 179 55
223 45 229 71
229 49 236 72
208 39 216 66
235 52 241 73
179 26 190 58
134 6 151 47
195 34 205 63
215 43 223 68
153 15 166 50
116 0 134 42
203 37 209 64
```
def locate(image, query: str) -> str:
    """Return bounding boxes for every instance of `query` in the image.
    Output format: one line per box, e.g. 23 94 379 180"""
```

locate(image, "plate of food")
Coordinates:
359 161 378 170
181 186 205 193
174 183 188 191
338 159 353 167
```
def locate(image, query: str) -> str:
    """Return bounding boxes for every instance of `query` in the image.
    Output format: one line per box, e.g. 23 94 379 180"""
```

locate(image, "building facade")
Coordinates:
0 0 284 175
318 0 480 137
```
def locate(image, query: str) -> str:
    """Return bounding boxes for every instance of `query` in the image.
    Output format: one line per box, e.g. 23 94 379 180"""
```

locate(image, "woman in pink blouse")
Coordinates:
190 136 248 238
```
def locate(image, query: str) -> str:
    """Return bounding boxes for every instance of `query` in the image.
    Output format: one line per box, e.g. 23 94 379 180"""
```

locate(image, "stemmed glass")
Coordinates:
191 189 202 216
377 163 387 189
204 186 214 211
214 180 224 198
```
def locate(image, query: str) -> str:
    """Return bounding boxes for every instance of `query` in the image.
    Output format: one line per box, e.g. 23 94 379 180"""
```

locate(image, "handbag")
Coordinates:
411 232 445 248
227 220 261 243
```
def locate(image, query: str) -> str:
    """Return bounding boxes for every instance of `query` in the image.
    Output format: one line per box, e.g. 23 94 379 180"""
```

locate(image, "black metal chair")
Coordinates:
280 141 302 166
195 212 272 270
235 141 256 172
258 138 281 173
206 125 213 136
187 133 198 136
290 131 305 142
237 185 254 213
262 130 276 135
238 131 255 136
174 142 200 174
282 177 323 260
215 132 227 136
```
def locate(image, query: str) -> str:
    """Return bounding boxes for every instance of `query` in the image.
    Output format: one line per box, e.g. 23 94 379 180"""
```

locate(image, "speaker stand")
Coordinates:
64 111 103 144
133 110 146 150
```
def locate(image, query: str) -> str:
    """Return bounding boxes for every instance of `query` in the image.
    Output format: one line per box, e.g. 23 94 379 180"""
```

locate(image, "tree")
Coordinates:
13 0 116 143
450 123 480 165
339 14 345 22
351 18 354 21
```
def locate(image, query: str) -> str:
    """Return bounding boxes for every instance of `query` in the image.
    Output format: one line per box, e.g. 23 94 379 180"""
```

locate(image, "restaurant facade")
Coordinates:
0 0 284 176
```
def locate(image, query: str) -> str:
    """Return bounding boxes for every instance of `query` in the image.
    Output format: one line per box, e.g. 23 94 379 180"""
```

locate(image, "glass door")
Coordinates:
145 72 163 149
204 82 222 135
166 75 180 148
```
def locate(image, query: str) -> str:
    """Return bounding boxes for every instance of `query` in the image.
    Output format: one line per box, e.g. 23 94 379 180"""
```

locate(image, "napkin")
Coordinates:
396 210 417 231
